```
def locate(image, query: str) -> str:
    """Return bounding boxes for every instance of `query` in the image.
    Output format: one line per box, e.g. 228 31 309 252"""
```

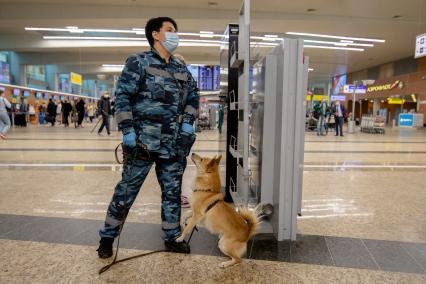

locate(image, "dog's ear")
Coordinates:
215 155 222 164
207 156 217 168
191 153 201 164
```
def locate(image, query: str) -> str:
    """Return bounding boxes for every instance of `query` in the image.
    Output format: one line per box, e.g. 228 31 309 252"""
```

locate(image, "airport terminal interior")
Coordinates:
0 1 426 283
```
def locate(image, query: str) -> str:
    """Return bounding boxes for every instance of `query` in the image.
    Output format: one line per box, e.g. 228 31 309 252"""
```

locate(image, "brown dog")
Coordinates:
176 153 259 268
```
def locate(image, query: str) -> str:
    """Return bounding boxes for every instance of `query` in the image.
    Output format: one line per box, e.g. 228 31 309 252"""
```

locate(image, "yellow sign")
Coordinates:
367 80 401 93
313 95 329 101
70 72 82 86
306 95 330 101
387 98 404 105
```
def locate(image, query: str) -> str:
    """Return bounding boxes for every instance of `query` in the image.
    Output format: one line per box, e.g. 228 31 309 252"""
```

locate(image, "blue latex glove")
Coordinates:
181 123 194 134
123 131 137 148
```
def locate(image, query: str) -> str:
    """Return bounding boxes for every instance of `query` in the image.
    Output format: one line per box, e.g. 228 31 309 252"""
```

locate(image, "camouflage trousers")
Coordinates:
99 152 187 241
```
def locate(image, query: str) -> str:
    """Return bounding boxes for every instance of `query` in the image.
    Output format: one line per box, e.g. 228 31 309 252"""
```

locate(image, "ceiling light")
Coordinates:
102 64 124 68
26 27 140 34
26 27 228 38
303 45 364 51
42 35 222 47
180 39 221 44
178 32 222 38
251 41 279 47
43 36 145 40
286 32 385 43
308 68 314 72
26 27 70 32
251 36 283 41
177 32 203 36
264 34 278 38
304 39 374 47
65 26 79 29
340 40 354 43
80 28 137 34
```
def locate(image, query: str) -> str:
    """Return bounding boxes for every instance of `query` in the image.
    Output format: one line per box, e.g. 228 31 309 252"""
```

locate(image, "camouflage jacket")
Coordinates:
115 48 199 158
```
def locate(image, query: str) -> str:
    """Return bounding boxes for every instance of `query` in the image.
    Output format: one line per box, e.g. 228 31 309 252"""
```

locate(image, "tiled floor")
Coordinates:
0 124 425 283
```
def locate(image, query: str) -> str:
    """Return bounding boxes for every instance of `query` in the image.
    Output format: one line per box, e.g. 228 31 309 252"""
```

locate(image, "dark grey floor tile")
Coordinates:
325 236 378 269
185 227 218 256
66 223 102 247
4 217 66 242
61 219 103 246
250 234 291 261
290 234 333 265
0 214 33 236
123 222 164 250
402 242 426 272
41 218 99 245
363 239 424 274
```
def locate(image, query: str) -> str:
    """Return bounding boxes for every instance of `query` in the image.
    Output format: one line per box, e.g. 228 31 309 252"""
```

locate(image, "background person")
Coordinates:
87 103 95 123
97 92 111 135
76 98 86 128
332 100 346 137
56 100 62 125
316 98 328 136
46 99 57 126
15 97 28 127
0 90 12 139
38 103 46 125
62 100 72 127
218 104 224 134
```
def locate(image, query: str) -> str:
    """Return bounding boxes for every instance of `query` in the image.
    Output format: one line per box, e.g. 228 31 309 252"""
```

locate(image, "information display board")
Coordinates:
415 33 426 59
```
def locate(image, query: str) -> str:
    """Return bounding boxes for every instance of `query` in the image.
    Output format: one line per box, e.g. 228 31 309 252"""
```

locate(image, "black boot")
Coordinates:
164 239 190 254
97 237 114 258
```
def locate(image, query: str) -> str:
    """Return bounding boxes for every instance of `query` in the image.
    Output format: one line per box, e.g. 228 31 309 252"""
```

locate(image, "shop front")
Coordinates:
347 71 426 127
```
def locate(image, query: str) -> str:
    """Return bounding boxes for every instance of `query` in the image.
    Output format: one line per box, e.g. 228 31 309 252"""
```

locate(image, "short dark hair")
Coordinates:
145 17 178 47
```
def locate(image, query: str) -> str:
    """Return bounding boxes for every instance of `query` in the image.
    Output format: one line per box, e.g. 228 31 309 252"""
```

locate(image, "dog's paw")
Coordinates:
175 236 184 243
219 260 238 268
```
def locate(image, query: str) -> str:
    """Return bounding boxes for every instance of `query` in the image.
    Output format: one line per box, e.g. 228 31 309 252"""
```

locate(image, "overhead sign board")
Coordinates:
313 95 328 101
70 72 82 86
415 33 426 59
387 98 404 105
399 114 414 127
343 84 366 94
367 80 403 93
330 95 346 101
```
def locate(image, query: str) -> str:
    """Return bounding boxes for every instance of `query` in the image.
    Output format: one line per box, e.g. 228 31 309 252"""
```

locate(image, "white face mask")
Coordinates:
162 32 179 54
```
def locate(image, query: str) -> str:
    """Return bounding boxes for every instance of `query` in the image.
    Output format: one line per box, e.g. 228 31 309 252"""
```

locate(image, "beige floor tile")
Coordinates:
1 240 425 284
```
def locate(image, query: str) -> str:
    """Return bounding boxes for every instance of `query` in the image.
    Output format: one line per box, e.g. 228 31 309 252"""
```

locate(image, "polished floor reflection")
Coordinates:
0 125 425 283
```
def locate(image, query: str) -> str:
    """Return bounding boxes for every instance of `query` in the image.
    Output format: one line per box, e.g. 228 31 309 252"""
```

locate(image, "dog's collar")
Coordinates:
193 189 214 193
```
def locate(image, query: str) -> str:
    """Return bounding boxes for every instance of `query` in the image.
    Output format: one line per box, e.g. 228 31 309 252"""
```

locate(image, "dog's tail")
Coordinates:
239 208 260 239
